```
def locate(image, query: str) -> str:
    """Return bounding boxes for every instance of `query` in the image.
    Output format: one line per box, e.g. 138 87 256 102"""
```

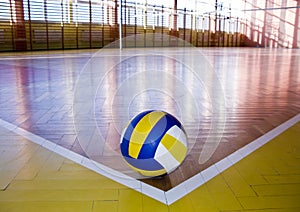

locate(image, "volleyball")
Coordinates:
120 110 188 177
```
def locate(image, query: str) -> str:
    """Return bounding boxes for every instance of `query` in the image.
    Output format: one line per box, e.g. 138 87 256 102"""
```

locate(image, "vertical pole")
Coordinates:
223 16 225 47
236 18 239 46
183 8 186 41
292 0 300 48
134 1 137 47
196 16 199 47
119 0 122 49
171 0 178 37
190 10 193 45
76 1 79 49
227 18 230 46
89 0 92 48
9 0 14 50
114 0 118 42
126 0 129 48
27 0 32 50
261 0 268 47
44 0 49 49
153 5 155 47
208 15 211 46
62 1 65 49
101 3 104 48
12 0 27 50
218 13 221 47
196 22 199 46
215 0 217 32
213 0 218 46
143 0 147 47
161 5 164 47
61 0 65 49
124 0 126 39
202 16 204 46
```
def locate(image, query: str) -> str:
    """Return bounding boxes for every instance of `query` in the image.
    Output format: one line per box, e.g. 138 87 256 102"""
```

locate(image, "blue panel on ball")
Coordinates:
137 113 182 159
124 156 164 171
120 110 153 157
165 113 182 128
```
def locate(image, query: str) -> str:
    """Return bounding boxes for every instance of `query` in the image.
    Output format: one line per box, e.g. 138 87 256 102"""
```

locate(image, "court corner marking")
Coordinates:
0 113 299 205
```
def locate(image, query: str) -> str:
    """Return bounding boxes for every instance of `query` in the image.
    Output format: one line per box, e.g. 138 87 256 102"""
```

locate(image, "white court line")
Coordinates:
0 48 205 60
0 55 94 60
0 118 167 204
0 114 299 205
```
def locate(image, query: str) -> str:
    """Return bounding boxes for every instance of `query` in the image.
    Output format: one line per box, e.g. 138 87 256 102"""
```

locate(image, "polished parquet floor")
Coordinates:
0 119 299 211
0 48 299 210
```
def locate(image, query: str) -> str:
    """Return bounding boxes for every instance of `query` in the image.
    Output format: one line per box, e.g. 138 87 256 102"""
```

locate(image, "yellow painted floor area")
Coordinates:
0 122 299 212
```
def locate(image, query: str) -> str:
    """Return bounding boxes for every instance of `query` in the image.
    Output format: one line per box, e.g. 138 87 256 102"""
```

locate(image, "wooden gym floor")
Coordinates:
0 47 299 210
